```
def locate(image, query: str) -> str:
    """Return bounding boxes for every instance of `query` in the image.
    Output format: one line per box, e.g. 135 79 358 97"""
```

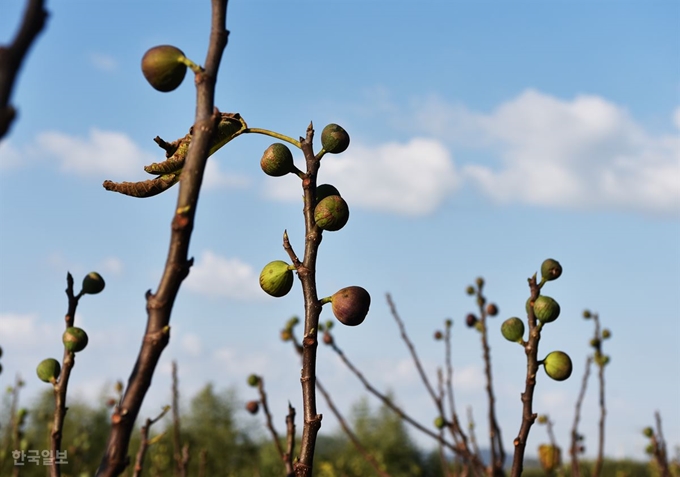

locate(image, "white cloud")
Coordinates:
100 256 124 276
265 138 460 216
184 250 262 300
202 160 251 190
414 90 680 215
37 128 155 178
0 313 58 348
0 140 22 170
452 364 485 392
181 333 202 357
89 52 118 72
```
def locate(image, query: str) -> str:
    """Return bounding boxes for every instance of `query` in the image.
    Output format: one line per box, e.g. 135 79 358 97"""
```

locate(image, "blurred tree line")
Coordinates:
0 383 669 476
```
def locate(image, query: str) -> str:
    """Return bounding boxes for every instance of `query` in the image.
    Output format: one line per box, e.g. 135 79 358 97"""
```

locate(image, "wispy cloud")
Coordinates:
265 138 460 216
203 160 251 191
89 52 117 72
413 90 680 216
184 250 262 300
36 129 154 178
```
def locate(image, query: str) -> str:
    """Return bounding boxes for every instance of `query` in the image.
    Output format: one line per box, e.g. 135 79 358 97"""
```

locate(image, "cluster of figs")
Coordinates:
499 258 573 382
35 273 104 383
259 125 370 327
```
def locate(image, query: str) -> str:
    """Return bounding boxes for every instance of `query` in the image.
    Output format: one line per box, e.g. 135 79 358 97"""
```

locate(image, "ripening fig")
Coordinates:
486 303 499 316
259 261 294 297
540 258 562 281
141 45 187 92
63 327 88 353
321 124 350 154
465 313 477 328
433 330 443 340
322 333 333 345
36 358 61 383
330 286 371 326
501 317 525 342
314 195 349 231
316 184 341 203
245 400 259 415
527 295 561 324
542 351 573 381
82 272 105 295
260 143 296 177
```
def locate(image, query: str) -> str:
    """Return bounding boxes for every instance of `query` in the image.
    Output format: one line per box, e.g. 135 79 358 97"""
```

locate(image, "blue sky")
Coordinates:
1 0 678 464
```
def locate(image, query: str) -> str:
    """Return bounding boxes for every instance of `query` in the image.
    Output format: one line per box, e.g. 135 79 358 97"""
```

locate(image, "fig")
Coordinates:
321 123 350 154
537 415 548 424
259 260 294 297
314 195 349 231
433 331 443 341
583 309 592 319
465 285 475 296
141 45 187 92
538 444 561 473
540 258 562 281
260 143 295 177
63 327 88 353
316 184 340 203
82 272 105 295
245 400 260 415
475 277 484 288
542 351 573 381
643 427 654 438
331 286 371 326
322 333 333 345
434 416 446 429
501 317 525 342
486 303 499 316
602 328 611 339
247 374 260 387
36 358 61 383
527 295 560 324
465 313 477 328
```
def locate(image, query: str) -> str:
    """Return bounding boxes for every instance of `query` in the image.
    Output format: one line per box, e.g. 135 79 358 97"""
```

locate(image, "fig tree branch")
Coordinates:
95 1 229 475
0 0 48 139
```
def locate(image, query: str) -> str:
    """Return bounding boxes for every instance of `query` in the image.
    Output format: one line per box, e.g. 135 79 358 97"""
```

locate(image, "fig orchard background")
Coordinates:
0 0 678 462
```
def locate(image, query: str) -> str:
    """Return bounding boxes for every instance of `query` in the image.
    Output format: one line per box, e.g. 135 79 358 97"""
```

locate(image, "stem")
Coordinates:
593 314 605 477
293 124 324 476
510 275 542 477
96 2 230 475
474 286 504 476
243 127 302 149
0 0 48 139
570 356 592 477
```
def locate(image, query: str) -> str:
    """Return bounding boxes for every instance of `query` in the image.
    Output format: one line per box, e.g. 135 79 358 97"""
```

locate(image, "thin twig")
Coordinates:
96 2 230 475
570 356 591 477
171 362 188 477
0 0 48 139
132 406 170 477
592 313 605 477
256 376 293 476
653 411 671 477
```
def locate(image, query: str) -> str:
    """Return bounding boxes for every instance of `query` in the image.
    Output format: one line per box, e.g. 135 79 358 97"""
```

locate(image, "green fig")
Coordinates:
434 416 446 429
501 317 525 342
36 358 61 383
602 328 611 339
527 295 561 323
540 258 562 281
643 427 654 438
465 285 475 295
259 260 294 297
141 45 187 92
63 327 89 353
583 309 592 319
316 184 340 203
260 143 295 177
314 195 349 231
247 374 260 387
331 286 371 326
321 124 350 154
82 272 105 295
542 351 573 381
538 444 561 473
